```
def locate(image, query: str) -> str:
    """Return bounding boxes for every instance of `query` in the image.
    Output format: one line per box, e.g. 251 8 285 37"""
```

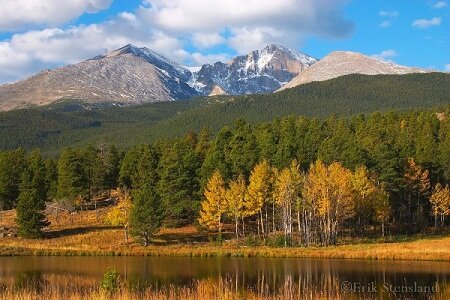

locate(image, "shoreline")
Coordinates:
1 236 450 261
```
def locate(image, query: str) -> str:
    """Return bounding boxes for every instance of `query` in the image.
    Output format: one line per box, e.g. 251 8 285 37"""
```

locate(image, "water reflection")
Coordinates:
0 257 449 299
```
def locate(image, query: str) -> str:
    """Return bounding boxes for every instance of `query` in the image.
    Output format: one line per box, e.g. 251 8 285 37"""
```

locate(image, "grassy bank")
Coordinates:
1 208 450 261
1 276 448 300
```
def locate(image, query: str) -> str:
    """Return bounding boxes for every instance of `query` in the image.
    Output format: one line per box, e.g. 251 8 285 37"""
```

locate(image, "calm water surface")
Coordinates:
0 256 449 298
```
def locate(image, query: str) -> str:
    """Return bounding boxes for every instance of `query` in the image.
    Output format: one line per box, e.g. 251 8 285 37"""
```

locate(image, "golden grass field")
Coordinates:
1 207 450 261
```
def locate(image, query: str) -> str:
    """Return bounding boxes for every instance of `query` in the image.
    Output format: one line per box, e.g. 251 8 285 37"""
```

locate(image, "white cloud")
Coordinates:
0 0 112 31
434 1 448 9
371 49 398 62
379 21 391 28
0 14 186 82
412 17 442 28
228 27 289 54
0 0 354 83
191 53 232 66
379 11 399 18
445 64 450 72
191 33 225 49
140 0 353 50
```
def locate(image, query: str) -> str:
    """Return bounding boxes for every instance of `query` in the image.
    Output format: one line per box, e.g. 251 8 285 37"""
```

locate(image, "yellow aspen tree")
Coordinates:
351 166 377 232
245 160 273 238
225 175 246 241
199 171 227 235
304 160 354 246
303 160 329 245
404 158 431 225
274 168 292 247
105 188 132 244
372 184 391 238
429 184 450 227
328 162 354 244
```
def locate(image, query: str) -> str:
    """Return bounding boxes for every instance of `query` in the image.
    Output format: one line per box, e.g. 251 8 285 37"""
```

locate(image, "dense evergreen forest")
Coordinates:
1 73 449 155
1 109 449 244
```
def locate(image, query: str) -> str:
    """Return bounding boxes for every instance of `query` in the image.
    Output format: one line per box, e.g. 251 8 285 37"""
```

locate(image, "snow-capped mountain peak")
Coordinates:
190 44 317 95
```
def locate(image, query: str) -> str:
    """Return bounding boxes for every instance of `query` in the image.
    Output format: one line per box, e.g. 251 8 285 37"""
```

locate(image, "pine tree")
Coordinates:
26 149 47 201
158 140 201 227
44 158 58 200
0 149 26 210
104 145 122 191
199 171 226 236
16 170 50 238
57 148 88 204
129 184 164 246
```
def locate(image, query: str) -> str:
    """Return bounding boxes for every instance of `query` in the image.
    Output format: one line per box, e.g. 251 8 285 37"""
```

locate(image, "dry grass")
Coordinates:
1 276 449 300
1 208 450 261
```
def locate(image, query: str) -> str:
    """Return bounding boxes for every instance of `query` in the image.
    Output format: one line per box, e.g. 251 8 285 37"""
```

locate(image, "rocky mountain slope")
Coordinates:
192 44 317 95
0 45 199 111
278 51 426 91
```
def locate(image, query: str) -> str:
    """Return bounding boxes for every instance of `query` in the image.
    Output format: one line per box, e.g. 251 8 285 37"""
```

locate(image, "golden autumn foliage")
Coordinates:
105 188 133 243
429 183 450 227
303 160 354 245
199 171 226 232
225 175 246 240
245 160 272 216
105 189 132 227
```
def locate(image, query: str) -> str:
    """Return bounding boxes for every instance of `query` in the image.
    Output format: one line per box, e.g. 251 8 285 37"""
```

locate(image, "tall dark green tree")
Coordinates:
130 184 164 246
227 120 258 178
131 145 159 190
103 145 122 191
119 145 147 189
57 148 88 203
16 169 50 238
0 149 26 210
26 149 47 201
83 145 105 200
158 139 201 227
201 127 233 185
44 158 58 200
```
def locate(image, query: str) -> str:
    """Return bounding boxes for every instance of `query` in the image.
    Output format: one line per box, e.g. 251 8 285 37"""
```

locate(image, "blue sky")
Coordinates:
0 0 448 83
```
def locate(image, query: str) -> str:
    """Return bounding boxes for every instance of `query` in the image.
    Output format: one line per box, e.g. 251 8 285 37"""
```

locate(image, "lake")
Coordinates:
0 256 449 299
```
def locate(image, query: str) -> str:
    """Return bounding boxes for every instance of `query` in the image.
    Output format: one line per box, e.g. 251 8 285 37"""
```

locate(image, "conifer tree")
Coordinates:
57 148 88 204
16 170 50 238
104 145 122 191
129 184 164 246
0 149 26 210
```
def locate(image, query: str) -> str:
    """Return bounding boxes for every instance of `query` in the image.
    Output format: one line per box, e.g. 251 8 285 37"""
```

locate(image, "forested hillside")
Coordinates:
1 73 449 154
1 110 449 243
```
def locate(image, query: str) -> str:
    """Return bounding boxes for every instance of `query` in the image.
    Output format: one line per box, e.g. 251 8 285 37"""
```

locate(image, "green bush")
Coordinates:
242 235 261 247
100 267 121 294
266 234 288 248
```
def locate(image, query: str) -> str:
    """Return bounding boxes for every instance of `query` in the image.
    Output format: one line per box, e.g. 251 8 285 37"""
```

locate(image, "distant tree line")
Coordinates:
0 109 449 243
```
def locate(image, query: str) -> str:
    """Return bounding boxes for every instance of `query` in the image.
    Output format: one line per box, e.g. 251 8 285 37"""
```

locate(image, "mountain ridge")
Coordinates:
0 44 434 112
